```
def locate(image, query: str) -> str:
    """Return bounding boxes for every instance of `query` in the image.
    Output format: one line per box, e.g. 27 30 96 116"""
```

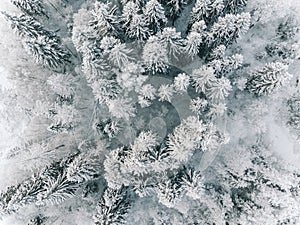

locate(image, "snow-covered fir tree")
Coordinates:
11 0 47 18
1 0 300 224
247 62 293 96
143 0 167 33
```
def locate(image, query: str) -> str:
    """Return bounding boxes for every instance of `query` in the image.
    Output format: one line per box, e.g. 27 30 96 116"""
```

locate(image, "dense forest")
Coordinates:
0 0 300 224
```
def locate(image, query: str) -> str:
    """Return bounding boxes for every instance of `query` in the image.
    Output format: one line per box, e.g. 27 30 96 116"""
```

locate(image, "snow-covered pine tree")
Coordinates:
2 13 57 40
89 2 120 37
121 1 140 28
223 0 248 14
23 36 71 70
246 62 293 96
11 0 48 18
184 20 207 58
207 12 251 49
94 186 131 225
156 174 181 208
125 14 150 40
91 78 121 104
0 153 78 215
142 35 169 74
158 27 184 59
191 65 216 93
189 0 224 28
37 171 77 205
173 73 190 92
157 84 175 102
108 42 135 68
66 151 102 183
206 77 232 101
93 118 121 139
179 166 205 200
0 174 43 216
143 0 167 34
165 0 187 23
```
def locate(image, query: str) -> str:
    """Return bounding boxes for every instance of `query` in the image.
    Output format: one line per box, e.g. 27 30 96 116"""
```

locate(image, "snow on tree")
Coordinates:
125 14 150 40
142 36 169 74
207 12 251 49
11 0 47 18
157 84 175 102
89 2 119 37
107 97 136 121
173 73 190 92
206 77 232 101
108 43 135 68
191 65 216 93
2 13 57 40
121 0 147 7
93 118 121 139
66 149 102 183
223 0 248 14
180 167 205 200
189 97 208 115
157 27 184 59
0 174 43 215
156 174 181 208
166 116 224 163
246 62 293 96
116 62 147 92
47 104 79 133
184 21 207 58
23 36 71 70
0 152 90 215
137 83 156 107
143 0 167 34
189 0 224 27
94 186 131 225
90 78 121 104
165 0 187 22
46 73 76 100
207 44 227 61
207 102 228 117
121 1 140 28
37 171 77 205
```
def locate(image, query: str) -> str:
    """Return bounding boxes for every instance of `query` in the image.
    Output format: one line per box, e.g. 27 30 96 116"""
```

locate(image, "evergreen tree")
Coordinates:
11 0 48 18
157 84 175 102
143 0 167 34
142 36 169 74
158 27 184 59
247 62 292 96
66 150 102 183
94 186 131 225
207 12 251 49
189 0 224 27
2 13 57 40
121 1 140 28
126 14 150 40
223 0 248 14
108 43 135 68
184 21 207 58
89 2 120 37
23 37 71 70
165 0 187 23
